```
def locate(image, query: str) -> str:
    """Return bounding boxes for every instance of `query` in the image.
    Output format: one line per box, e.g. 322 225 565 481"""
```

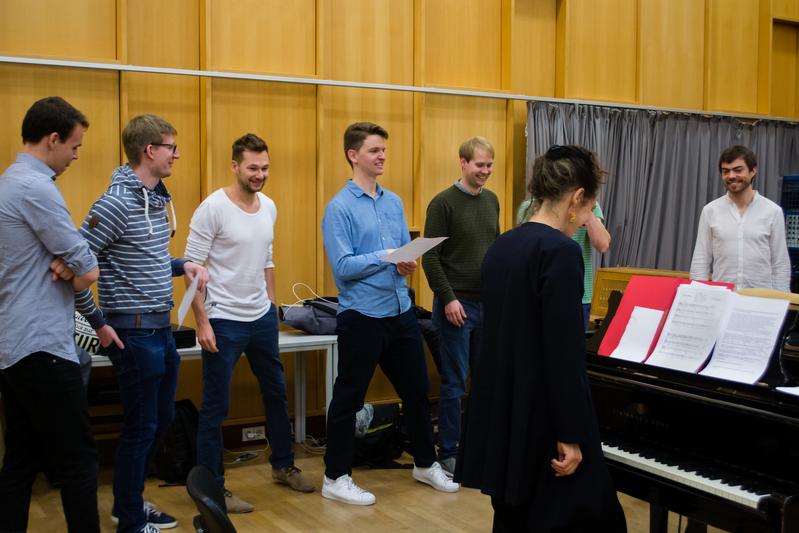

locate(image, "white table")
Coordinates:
91 330 338 443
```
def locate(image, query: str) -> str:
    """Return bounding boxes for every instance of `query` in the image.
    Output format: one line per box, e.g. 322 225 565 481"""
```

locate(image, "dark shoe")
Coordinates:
272 465 315 493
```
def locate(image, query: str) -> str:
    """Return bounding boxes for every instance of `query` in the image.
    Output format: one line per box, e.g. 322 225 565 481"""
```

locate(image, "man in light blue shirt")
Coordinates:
0 96 100 533
320 122 458 506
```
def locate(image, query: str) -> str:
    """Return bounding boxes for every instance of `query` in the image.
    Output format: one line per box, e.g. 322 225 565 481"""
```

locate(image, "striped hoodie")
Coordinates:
75 164 187 329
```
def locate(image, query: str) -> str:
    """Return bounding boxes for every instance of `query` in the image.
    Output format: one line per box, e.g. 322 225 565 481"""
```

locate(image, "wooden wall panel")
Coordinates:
774 0 799 21
0 1 117 60
511 0 557 96
510 0 556 218
557 0 638 103
319 0 413 83
317 87 415 295
208 78 317 306
416 94 508 310
206 0 316 75
705 0 761 113
126 0 199 68
420 0 504 89
639 0 705 109
772 22 799 117
0 65 119 225
121 73 202 325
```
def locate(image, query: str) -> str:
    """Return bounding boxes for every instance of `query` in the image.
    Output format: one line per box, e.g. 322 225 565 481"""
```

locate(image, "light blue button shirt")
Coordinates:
0 153 97 369
322 180 412 318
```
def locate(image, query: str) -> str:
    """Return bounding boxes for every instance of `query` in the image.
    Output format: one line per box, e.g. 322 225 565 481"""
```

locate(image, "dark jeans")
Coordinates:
583 303 591 331
196 307 293 488
432 297 483 459
0 352 99 533
106 327 179 533
324 309 437 479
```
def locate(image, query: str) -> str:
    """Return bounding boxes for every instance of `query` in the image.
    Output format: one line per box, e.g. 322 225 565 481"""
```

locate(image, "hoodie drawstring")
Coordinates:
142 187 153 238
168 200 177 238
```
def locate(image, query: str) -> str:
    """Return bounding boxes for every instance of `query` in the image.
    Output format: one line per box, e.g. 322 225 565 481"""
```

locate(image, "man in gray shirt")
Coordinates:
0 96 100 533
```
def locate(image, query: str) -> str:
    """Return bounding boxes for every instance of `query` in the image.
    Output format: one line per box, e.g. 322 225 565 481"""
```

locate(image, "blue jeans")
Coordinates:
196 307 293 488
432 297 483 460
106 327 179 533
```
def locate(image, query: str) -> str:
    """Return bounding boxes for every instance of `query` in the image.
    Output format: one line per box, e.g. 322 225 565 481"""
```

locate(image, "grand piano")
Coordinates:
586 270 799 533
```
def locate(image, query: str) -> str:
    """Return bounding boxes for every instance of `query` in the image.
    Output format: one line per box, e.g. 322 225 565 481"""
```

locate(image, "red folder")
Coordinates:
597 276 735 358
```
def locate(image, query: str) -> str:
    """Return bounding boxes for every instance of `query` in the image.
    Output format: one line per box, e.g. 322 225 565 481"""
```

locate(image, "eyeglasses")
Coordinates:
150 143 178 154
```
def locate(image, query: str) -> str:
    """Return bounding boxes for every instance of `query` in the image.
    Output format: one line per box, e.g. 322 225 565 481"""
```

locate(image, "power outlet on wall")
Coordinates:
242 425 266 442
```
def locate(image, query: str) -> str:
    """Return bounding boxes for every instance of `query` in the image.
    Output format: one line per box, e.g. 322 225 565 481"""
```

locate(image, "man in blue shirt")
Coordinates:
0 96 100 533
321 122 458 505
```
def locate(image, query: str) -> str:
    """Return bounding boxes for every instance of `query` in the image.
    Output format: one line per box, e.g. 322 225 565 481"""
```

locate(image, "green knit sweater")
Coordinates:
422 184 500 304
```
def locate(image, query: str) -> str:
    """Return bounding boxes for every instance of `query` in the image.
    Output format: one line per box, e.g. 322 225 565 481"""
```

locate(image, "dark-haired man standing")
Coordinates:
185 133 314 514
321 122 458 505
690 145 790 291
0 96 100 533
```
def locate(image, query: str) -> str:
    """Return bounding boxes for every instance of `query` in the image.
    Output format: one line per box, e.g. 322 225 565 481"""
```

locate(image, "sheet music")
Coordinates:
645 283 732 372
699 294 789 383
177 275 199 327
610 306 664 362
383 237 447 264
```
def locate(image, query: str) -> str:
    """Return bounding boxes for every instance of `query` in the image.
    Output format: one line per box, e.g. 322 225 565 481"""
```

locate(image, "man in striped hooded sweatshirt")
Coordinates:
75 115 207 533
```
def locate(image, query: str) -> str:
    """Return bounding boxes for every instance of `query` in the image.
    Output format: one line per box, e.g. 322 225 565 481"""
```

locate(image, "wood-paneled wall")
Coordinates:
2 0 798 424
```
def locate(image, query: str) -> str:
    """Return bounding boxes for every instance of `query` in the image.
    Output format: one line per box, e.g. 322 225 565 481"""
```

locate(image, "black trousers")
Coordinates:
324 309 437 479
0 353 99 533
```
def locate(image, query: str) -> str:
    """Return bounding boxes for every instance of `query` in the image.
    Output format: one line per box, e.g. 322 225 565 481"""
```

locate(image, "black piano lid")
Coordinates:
587 354 799 427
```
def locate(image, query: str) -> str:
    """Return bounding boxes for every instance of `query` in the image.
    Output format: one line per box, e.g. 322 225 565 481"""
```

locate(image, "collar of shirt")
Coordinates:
455 179 481 196
346 179 384 199
16 152 56 181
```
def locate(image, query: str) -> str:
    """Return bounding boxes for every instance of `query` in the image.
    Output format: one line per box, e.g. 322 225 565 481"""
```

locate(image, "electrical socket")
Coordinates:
242 425 266 442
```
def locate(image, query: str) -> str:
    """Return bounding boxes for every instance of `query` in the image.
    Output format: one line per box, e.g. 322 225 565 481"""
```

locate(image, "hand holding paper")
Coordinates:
384 237 447 264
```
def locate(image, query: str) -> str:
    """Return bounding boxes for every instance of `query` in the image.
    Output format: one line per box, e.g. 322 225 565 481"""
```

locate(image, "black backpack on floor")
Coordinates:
153 399 199 485
352 403 409 469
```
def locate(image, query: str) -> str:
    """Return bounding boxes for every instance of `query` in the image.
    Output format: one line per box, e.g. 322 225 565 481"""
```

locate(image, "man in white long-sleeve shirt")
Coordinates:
690 145 791 291
184 133 314 514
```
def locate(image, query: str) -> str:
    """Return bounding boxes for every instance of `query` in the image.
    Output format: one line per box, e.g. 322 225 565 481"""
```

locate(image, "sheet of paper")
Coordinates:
383 236 447 264
645 283 732 372
776 386 799 397
177 275 199 327
699 294 789 383
610 306 664 362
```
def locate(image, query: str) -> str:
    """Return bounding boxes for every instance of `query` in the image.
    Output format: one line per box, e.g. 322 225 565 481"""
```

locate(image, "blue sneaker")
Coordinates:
143 501 177 529
111 501 177 529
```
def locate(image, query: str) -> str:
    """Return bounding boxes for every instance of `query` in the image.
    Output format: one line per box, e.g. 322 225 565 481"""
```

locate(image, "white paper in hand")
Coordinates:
383 236 447 264
177 275 199 327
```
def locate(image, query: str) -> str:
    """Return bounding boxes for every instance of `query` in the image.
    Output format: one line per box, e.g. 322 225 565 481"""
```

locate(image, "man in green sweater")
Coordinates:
422 137 500 476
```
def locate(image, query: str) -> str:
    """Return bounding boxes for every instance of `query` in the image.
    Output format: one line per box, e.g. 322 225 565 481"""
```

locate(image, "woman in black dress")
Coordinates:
457 145 626 532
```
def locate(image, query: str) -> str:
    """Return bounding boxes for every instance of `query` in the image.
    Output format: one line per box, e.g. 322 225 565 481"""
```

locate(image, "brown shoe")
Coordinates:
272 465 316 493
224 490 254 513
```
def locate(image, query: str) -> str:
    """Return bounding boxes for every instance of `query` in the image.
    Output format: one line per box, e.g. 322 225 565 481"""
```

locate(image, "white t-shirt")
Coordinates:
185 188 277 321
689 191 790 291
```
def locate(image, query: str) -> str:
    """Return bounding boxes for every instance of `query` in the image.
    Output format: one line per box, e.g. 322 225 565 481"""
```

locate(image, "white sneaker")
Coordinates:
321 474 376 505
413 462 460 493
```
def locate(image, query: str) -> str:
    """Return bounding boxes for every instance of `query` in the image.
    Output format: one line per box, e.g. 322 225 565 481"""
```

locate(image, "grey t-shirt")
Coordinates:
0 153 97 369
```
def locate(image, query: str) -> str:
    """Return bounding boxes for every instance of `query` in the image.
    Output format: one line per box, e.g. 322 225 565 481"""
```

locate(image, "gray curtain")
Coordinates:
525 101 799 271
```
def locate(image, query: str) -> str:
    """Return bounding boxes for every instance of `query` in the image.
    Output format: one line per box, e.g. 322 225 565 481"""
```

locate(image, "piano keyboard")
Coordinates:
601 442 769 509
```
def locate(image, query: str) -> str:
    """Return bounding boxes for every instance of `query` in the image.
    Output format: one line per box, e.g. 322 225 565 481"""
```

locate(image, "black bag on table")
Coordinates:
279 297 339 335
